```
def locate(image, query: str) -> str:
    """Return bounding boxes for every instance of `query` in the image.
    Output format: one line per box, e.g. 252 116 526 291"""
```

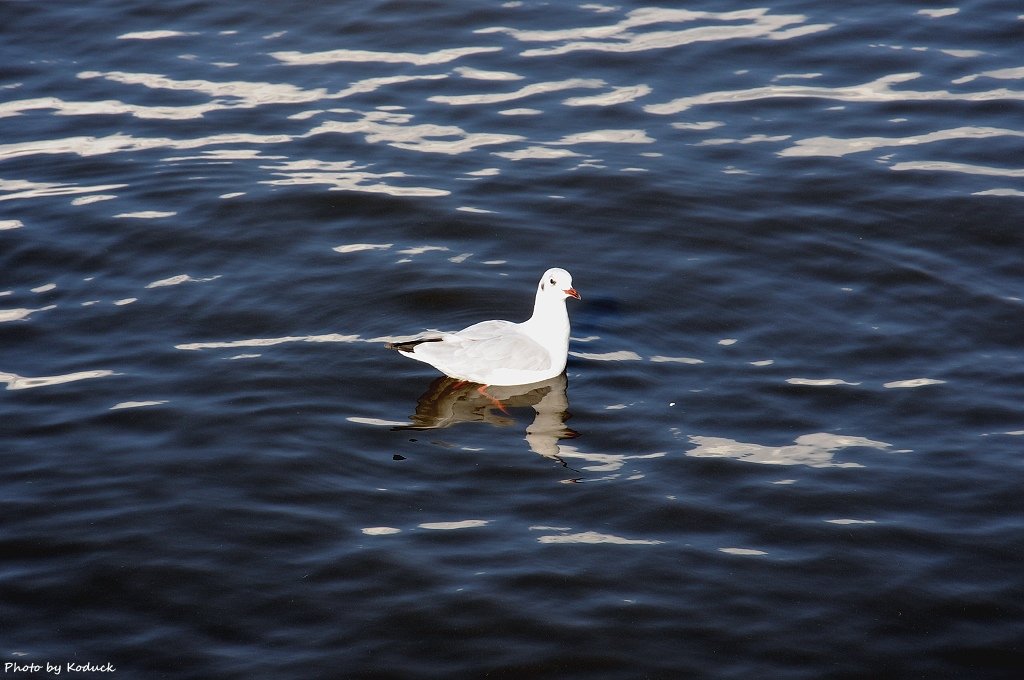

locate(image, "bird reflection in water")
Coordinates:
393 372 581 473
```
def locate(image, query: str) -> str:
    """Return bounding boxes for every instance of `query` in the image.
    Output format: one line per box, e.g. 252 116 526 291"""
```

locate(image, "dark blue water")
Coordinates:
3 1 1023 677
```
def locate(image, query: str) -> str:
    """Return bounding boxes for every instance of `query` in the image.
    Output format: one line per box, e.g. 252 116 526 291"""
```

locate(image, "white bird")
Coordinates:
388 268 581 387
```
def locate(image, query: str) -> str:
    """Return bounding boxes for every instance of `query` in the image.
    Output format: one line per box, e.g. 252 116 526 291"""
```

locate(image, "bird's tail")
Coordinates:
386 337 443 353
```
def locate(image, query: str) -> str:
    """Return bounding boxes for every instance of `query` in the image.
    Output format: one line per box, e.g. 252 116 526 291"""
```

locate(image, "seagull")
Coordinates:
388 268 581 388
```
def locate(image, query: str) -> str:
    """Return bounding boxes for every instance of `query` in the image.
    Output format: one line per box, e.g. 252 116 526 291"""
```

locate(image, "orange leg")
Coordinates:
476 384 509 414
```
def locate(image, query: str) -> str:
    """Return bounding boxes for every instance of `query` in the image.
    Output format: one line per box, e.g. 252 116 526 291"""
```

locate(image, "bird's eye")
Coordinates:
549 278 556 285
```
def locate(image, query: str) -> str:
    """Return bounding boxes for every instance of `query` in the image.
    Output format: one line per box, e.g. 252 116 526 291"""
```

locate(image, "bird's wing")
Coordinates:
446 319 516 340
416 322 552 373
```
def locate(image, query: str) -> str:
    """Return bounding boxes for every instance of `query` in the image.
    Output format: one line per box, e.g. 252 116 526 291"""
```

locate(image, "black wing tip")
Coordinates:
387 337 443 352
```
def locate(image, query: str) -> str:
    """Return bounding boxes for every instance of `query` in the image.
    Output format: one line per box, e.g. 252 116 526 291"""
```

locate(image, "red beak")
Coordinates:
564 287 581 300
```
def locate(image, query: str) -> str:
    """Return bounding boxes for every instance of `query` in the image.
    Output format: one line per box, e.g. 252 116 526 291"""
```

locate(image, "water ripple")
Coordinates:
271 46 502 66
685 433 892 468
779 125 1024 158
646 72 1024 115
480 7 833 57
1 369 114 391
